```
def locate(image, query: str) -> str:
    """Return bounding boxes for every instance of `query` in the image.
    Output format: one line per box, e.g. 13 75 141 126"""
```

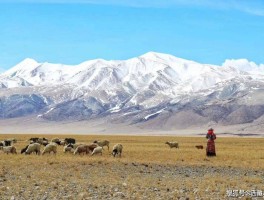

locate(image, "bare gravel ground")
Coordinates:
0 159 263 200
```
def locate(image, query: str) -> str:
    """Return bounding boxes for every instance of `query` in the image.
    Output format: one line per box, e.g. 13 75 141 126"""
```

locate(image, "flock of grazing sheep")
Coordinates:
0 137 123 157
0 138 204 157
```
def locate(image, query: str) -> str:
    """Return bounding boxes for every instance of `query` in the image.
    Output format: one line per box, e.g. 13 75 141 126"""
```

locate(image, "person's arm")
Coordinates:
213 134 216 140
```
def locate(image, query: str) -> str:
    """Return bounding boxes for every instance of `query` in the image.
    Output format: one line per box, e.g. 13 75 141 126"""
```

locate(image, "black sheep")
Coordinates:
65 138 76 145
4 140 11 146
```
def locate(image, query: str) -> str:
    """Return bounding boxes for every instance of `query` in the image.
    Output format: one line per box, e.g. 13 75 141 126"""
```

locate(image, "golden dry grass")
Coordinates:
0 134 263 199
0 134 263 168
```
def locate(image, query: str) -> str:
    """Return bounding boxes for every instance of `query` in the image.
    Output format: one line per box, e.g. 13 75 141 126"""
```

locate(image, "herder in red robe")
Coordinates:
206 128 216 156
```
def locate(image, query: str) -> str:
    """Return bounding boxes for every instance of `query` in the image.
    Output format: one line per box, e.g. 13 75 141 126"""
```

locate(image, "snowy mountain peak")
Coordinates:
1 52 264 92
12 58 39 70
140 51 196 64
20 58 38 65
140 51 168 59
3 58 40 77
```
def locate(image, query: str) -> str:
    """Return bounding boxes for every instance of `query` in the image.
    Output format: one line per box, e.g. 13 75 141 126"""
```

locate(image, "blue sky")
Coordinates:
0 0 263 71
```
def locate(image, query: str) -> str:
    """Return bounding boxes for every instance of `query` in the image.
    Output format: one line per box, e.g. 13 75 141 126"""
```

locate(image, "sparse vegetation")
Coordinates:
0 134 263 199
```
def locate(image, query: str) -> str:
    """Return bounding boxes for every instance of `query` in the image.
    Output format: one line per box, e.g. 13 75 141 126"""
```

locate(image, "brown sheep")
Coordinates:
73 144 98 155
87 143 98 153
195 145 204 149
74 145 88 155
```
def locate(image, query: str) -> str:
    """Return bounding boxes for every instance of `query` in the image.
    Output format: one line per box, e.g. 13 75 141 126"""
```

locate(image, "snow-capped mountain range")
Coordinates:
1 52 264 133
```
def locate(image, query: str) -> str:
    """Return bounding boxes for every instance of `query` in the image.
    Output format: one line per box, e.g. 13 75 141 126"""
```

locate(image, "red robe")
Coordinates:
206 130 216 156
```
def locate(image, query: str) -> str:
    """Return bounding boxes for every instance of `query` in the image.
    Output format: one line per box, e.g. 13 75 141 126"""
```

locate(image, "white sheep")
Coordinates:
25 143 41 155
165 141 179 149
94 140 110 150
91 146 103 156
66 143 83 150
60 140 66 146
0 146 17 154
51 138 61 145
63 145 74 153
37 138 49 146
112 144 123 157
42 143 57 155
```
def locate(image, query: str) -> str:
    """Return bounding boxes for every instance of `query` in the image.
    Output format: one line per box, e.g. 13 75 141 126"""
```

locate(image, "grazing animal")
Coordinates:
25 143 41 155
29 137 49 146
94 140 110 150
59 140 65 146
0 146 17 154
74 145 89 155
41 140 49 146
42 143 57 155
63 145 74 153
65 138 76 145
51 138 61 145
165 141 179 149
91 146 103 156
195 145 204 149
29 137 39 143
21 145 30 154
112 144 123 157
37 138 49 146
0 140 12 147
67 143 83 150
87 143 98 153
73 144 98 155
0 140 11 147
73 143 82 149
6 138 17 143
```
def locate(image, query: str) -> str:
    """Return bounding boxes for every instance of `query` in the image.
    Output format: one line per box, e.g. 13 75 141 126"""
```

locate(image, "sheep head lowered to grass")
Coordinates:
112 144 123 157
25 143 41 155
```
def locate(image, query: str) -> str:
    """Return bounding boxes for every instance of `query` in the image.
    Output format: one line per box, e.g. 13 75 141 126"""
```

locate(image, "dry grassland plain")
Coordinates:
0 134 263 199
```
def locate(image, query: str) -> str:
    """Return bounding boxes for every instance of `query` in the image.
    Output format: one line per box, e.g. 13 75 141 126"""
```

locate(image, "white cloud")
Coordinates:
222 59 264 73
